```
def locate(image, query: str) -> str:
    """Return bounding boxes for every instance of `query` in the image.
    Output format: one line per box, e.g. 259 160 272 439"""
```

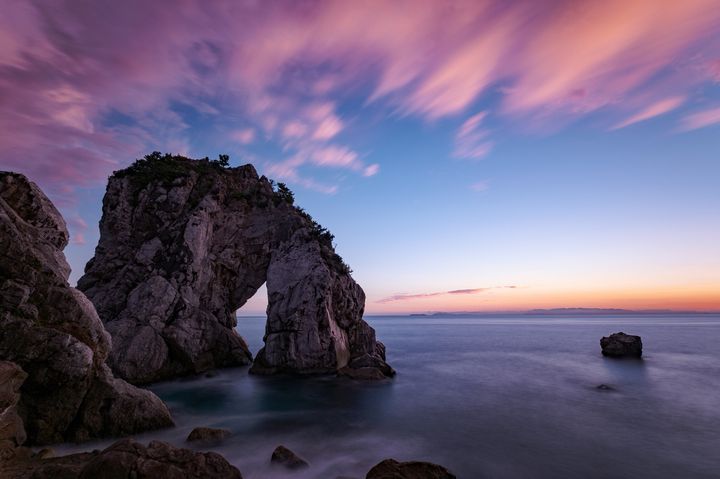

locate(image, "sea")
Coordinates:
57 314 720 478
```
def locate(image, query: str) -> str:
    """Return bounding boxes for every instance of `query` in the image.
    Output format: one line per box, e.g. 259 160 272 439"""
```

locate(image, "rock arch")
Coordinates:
78 154 393 384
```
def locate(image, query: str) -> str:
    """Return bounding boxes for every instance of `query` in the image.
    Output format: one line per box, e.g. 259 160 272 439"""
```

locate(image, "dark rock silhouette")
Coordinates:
3 438 242 479
366 459 457 478
186 426 231 444
270 445 309 469
78 153 393 383
0 172 173 445
600 332 643 358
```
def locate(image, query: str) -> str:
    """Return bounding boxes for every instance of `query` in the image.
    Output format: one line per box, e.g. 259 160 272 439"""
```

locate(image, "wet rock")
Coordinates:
270 445 309 470
78 154 392 383
600 332 643 358
0 172 173 445
186 426 231 444
596 384 615 391
366 459 456 479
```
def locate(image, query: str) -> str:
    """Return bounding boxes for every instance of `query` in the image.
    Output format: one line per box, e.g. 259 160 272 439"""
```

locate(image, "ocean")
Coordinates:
58 314 720 478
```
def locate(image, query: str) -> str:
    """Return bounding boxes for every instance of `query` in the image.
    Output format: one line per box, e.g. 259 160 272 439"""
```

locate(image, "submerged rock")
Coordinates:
0 172 173 445
270 445 309 470
7 438 243 479
78 153 393 383
186 426 231 444
366 459 457 479
600 332 643 358
596 384 615 391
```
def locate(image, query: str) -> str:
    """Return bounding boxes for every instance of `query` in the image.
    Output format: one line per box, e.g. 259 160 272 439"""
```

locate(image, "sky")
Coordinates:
1 0 719 314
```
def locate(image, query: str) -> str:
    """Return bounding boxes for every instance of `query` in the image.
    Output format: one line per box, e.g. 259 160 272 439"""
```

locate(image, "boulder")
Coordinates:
600 332 642 358
186 426 231 444
77 153 393 383
0 172 173 445
270 445 309 470
366 459 456 479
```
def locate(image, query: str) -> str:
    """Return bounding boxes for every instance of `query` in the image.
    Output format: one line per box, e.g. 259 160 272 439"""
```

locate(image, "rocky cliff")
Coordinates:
78 153 393 384
0 172 173 445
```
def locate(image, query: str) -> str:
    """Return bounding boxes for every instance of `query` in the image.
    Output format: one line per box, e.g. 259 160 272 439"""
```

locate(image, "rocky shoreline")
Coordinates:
0 158 444 478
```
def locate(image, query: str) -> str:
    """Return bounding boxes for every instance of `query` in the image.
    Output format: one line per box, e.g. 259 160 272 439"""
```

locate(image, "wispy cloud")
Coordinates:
453 112 493 159
1 0 719 203
678 107 720 131
611 96 685 130
377 286 517 303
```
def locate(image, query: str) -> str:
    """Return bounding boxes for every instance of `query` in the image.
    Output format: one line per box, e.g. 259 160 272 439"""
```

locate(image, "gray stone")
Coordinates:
0 172 173 445
78 155 393 383
600 332 642 358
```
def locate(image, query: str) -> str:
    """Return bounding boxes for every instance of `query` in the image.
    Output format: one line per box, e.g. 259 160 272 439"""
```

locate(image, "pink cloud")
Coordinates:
453 112 494 159
678 107 720 131
1 0 719 205
377 286 517 303
231 128 255 145
611 96 686 130
470 181 489 192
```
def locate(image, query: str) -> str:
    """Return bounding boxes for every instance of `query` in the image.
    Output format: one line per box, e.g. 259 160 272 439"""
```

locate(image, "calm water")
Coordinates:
60 315 720 478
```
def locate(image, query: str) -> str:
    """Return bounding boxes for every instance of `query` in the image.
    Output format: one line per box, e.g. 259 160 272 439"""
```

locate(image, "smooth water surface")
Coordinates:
59 314 720 478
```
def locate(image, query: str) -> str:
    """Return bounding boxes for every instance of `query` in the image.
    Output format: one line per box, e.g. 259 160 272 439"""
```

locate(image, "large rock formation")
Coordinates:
0 361 27 462
0 172 173 445
600 332 643 358
78 153 392 384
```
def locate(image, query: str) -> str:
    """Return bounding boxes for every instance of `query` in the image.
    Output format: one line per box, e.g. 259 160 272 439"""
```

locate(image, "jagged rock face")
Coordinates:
0 172 173 445
78 155 392 383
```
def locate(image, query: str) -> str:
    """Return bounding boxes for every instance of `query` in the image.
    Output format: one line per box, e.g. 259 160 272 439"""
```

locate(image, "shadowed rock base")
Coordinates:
1 439 243 479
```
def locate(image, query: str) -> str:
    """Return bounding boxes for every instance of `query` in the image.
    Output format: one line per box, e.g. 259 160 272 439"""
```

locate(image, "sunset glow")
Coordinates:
2 0 719 313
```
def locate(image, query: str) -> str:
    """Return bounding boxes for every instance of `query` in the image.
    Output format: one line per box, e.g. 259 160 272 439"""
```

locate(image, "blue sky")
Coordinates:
3 1 720 313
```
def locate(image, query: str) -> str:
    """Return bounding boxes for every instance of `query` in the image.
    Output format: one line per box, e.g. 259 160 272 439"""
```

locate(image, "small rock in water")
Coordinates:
366 459 456 479
270 445 309 470
600 332 642 358
186 427 231 444
596 384 615 391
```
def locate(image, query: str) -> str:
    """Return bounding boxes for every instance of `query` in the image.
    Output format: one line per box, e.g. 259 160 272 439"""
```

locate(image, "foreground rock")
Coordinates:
366 459 456 479
2 438 242 479
0 172 173 445
0 361 27 461
186 426 231 444
600 332 643 358
78 153 393 383
270 445 309 470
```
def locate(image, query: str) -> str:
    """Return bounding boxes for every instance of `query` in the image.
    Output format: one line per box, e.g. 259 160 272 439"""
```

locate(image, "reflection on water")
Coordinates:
56 315 720 478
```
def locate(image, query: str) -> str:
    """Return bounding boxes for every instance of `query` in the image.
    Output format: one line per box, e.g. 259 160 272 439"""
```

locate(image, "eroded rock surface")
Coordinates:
0 361 27 461
0 172 173 445
78 154 393 383
600 332 642 358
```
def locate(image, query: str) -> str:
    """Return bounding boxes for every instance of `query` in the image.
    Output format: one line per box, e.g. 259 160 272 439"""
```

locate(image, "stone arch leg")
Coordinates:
250 230 394 379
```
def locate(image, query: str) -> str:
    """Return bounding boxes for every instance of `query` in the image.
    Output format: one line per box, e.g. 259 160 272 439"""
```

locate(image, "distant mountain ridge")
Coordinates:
400 308 712 318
